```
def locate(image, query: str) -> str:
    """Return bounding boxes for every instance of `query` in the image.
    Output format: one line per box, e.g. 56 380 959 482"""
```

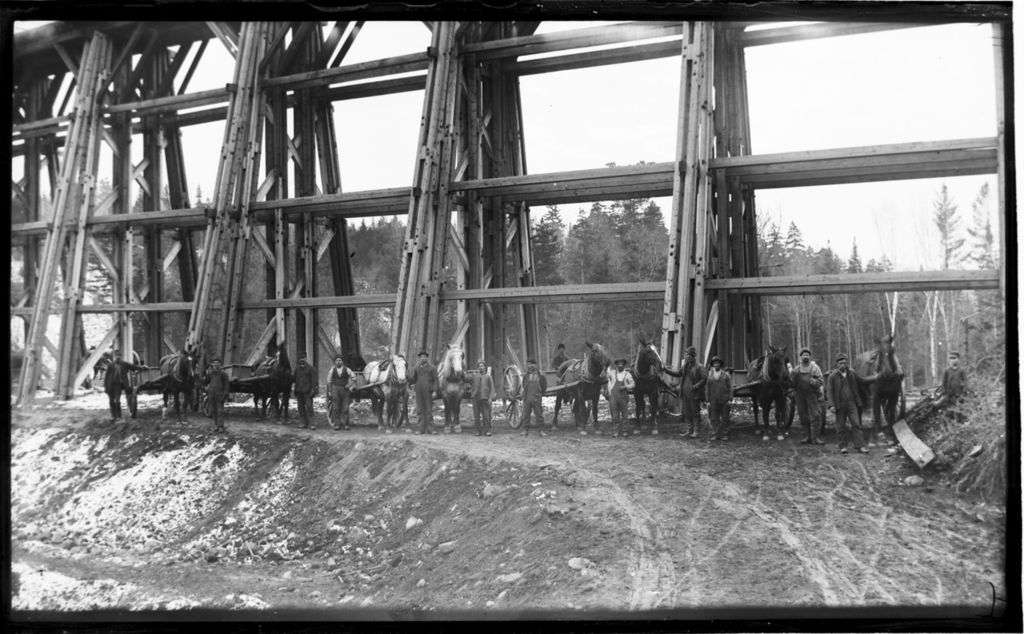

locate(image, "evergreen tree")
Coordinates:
966 182 996 269
933 184 965 270
532 206 565 286
847 240 862 273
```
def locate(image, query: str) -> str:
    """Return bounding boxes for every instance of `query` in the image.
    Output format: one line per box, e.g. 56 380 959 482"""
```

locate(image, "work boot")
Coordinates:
799 435 812 444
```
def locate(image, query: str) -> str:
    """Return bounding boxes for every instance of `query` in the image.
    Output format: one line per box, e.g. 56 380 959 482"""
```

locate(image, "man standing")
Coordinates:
470 360 496 437
519 358 548 437
327 355 356 431
664 346 707 438
550 343 569 428
940 352 967 404
604 357 635 437
409 350 438 435
103 349 144 422
706 356 734 441
292 353 319 430
205 358 230 433
827 354 868 454
791 347 825 445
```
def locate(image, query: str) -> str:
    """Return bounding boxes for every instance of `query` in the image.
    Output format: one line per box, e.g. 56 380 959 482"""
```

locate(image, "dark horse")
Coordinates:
438 344 467 432
556 341 611 430
360 354 409 430
159 348 196 421
252 344 293 420
853 339 904 445
747 345 791 441
631 339 664 433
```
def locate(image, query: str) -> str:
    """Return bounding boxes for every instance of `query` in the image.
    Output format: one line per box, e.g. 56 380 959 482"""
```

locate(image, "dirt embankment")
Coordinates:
10 402 1008 617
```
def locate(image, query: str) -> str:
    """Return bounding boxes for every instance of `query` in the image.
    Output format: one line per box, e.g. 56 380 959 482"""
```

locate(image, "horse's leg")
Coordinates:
453 395 462 433
552 394 561 428
870 386 883 446
774 392 786 440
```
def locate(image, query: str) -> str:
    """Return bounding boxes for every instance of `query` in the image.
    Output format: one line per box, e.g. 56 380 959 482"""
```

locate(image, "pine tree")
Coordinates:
966 182 996 270
847 240 862 273
933 184 965 271
532 206 565 286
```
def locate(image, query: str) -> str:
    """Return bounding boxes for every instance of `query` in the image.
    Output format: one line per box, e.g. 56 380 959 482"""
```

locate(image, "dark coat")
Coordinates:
666 361 707 400
827 369 864 409
104 359 143 392
206 368 230 396
292 363 318 394
409 362 438 395
941 367 967 399
551 352 568 371
470 372 495 400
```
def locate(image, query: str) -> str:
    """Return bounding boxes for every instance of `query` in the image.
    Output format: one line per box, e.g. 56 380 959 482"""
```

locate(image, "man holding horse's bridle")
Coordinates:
791 348 825 445
664 346 707 438
104 349 145 423
328 355 356 431
410 350 438 435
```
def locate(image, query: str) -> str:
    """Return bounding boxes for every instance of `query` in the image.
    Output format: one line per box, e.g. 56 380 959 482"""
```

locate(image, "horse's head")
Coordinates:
439 344 465 382
390 354 407 383
586 342 610 378
765 345 788 382
635 342 663 376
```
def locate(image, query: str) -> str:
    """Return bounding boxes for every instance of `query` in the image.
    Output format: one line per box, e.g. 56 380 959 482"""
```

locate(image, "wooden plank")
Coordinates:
250 226 276 264
263 51 430 90
462 22 684 60
892 420 935 468
741 22 931 48
705 270 1000 295
71 319 120 390
515 39 684 76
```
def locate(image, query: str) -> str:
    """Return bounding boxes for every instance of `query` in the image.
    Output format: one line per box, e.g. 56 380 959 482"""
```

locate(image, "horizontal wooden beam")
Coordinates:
462 22 685 60
262 51 430 91
712 137 997 188
705 270 1001 295
741 22 932 48
11 269 998 318
515 39 683 76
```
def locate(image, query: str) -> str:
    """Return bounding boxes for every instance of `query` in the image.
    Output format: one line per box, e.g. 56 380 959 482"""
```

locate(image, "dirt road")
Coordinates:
10 394 1007 617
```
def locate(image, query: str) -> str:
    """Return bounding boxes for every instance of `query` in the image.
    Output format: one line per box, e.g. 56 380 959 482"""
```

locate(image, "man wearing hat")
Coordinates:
409 350 438 434
706 356 734 441
664 346 708 438
470 360 496 436
519 358 548 436
826 353 868 454
550 343 571 428
604 357 635 437
205 358 231 433
790 347 825 445
103 349 145 422
939 351 967 404
291 353 319 430
327 355 357 431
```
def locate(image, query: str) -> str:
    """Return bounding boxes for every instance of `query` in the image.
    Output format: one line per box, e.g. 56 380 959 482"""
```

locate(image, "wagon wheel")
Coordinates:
127 388 139 418
505 397 522 429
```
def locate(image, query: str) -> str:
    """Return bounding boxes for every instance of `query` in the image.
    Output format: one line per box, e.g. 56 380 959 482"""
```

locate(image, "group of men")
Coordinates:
101 337 968 444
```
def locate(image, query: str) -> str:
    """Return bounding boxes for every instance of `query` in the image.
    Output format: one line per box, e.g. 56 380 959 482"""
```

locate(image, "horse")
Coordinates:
159 348 196 421
853 343 904 444
747 345 791 441
438 344 467 432
556 341 611 430
252 345 293 420
631 340 664 433
360 354 409 430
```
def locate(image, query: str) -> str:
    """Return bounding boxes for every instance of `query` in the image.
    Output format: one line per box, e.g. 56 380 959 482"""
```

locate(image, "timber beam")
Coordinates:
10 269 998 317
705 270 1001 295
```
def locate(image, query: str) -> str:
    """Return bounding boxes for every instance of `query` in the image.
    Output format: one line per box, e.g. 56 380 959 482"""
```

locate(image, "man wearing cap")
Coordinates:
940 352 968 404
550 343 571 428
205 358 231 433
603 357 635 437
103 349 145 422
291 353 319 430
409 351 438 434
470 360 496 436
664 346 708 438
706 356 734 441
790 347 825 445
327 355 357 431
519 358 548 436
827 353 868 454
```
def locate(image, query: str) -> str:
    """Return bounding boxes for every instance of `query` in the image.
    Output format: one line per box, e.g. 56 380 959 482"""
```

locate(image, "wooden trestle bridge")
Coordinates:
10 12 1009 405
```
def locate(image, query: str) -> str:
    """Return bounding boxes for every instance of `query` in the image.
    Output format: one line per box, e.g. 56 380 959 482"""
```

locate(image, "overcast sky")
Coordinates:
15 20 1001 271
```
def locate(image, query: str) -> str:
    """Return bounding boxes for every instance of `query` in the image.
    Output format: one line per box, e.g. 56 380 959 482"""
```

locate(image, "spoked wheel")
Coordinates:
127 389 139 418
505 398 522 429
